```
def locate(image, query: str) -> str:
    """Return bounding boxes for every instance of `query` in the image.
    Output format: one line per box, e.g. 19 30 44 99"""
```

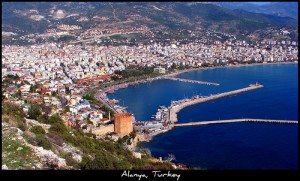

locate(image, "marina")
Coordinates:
106 54 298 169
133 83 265 139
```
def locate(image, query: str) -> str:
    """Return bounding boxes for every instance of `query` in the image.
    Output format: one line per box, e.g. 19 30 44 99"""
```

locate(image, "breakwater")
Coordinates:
162 77 220 86
174 119 298 127
169 83 264 122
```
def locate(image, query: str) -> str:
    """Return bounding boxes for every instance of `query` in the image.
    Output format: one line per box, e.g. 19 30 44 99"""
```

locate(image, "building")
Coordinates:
154 67 166 74
114 112 133 135
76 100 90 110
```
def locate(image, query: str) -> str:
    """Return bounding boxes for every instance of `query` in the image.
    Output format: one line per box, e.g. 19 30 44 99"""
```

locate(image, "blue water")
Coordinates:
108 64 298 169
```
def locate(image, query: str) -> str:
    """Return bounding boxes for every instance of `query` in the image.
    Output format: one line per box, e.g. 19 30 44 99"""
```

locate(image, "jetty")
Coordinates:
169 83 264 122
174 119 298 127
162 77 220 86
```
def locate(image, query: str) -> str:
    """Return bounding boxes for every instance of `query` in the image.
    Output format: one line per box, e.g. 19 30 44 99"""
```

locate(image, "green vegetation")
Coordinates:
44 114 174 169
28 104 42 120
64 152 78 167
2 102 27 131
34 134 52 150
37 114 48 124
2 131 41 169
2 101 175 170
48 114 62 124
114 65 157 79
65 87 71 94
30 126 46 135
2 102 26 118
82 91 96 101
2 75 20 89
63 106 70 113
30 84 40 92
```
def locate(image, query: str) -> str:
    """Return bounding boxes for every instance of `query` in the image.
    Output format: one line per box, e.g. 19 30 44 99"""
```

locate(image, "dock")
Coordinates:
162 77 220 86
169 84 264 122
174 119 298 127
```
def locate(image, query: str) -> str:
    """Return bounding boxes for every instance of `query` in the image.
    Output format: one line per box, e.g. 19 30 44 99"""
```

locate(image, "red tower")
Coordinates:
114 112 133 135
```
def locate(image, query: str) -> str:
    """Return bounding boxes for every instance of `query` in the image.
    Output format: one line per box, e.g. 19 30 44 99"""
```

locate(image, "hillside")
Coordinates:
2 2 297 45
1 102 174 170
216 2 298 20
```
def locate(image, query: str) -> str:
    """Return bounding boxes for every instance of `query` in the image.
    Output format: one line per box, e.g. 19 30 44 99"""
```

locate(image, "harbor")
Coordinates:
169 83 264 122
103 64 298 169
94 70 294 144
133 83 265 139
94 77 161 113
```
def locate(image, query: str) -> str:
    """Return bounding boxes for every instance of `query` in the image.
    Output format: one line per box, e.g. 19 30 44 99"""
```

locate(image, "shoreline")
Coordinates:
95 61 296 115
93 61 297 169
104 61 297 96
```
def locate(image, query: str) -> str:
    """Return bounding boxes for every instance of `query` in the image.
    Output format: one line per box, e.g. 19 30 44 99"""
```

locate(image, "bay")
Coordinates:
108 63 298 169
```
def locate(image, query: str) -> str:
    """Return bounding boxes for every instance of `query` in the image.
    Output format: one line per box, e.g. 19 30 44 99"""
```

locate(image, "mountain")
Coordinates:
2 2 298 45
173 3 296 27
216 2 298 20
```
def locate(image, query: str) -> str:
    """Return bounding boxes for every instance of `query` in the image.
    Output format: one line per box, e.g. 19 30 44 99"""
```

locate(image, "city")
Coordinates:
2 2 298 172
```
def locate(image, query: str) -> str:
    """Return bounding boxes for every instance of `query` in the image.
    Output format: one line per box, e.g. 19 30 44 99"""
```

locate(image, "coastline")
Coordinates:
95 61 297 116
93 61 297 169
98 61 297 97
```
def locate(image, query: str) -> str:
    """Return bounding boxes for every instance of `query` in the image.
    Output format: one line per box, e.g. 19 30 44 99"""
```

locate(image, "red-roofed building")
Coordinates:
32 99 43 104
101 117 110 124
41 89 52 95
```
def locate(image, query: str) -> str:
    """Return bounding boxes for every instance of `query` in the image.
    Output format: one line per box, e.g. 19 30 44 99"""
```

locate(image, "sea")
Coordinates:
108 63 298 169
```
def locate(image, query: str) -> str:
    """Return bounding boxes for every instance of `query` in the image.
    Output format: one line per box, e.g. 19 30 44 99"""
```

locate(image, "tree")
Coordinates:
37 114 48 123
28 104 42 120
65 87 71 94
16 90 21 98
48 114 63 124
63 106 70 113
52 91 57 97
129 130 137 139
30 85 34 92
30 84 39 93
41 104 52 116
49 122 68 135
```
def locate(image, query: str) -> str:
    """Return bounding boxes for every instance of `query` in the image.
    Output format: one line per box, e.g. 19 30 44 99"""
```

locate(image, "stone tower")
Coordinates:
114 112 133 135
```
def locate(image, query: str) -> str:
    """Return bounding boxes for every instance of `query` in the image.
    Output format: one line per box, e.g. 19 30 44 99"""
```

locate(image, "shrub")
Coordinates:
47 132 64 146
17 122 27 132
35 134 52 150
14 115 27 131
37 114 48 123
2 102 26 118
65 153 77 167
48 114 63 124
28 104 42 120
140 148 152 158
30 126 46 135
49 122 68 135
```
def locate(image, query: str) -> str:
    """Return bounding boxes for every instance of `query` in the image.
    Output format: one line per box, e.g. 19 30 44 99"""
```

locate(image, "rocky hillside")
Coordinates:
1 102 175 170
